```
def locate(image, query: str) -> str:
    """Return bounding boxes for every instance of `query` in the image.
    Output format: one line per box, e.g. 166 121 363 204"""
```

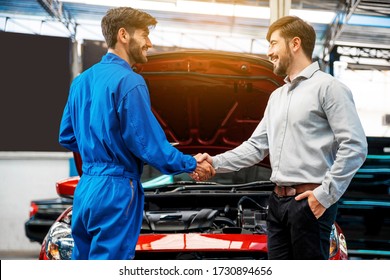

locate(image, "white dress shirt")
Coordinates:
212 62 368 208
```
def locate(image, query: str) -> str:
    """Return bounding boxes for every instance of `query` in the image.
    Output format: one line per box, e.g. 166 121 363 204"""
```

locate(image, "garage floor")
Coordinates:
0 250 39 260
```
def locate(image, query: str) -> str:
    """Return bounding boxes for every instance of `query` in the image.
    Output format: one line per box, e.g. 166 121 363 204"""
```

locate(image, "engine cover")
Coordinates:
142 209 219 232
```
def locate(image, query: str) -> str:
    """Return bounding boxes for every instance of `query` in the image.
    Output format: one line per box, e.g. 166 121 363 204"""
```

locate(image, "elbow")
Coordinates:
363 143 368 160
358 138 368 162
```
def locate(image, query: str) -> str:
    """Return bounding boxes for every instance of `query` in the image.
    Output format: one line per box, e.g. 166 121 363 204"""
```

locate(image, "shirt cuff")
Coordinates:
313 186 332 209
211 155 221 171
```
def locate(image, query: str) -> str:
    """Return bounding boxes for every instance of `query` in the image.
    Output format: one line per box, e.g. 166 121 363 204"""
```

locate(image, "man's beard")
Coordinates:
273 49 292 77
128 37 148 64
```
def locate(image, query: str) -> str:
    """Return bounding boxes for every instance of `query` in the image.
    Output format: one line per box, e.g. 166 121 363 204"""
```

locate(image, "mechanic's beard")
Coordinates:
129 38 148 64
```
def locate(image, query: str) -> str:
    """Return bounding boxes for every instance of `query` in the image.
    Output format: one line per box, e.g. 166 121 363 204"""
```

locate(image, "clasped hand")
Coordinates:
189 153 215 181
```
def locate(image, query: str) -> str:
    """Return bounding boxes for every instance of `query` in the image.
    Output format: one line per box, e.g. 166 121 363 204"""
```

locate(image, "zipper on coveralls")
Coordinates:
126 179 135 216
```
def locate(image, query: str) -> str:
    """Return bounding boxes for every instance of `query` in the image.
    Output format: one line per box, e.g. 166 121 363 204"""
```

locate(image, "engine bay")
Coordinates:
141 183 273 235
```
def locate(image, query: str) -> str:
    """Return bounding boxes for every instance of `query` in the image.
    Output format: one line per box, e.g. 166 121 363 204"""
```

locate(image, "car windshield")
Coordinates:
140 164 272 188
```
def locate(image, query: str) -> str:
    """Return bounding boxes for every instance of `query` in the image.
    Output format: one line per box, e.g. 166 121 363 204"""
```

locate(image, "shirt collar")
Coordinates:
101 52 133 71
284 61 320 90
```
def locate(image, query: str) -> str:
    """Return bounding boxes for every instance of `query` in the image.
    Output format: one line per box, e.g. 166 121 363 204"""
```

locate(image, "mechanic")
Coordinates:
194 16 367 259
59 7 214 260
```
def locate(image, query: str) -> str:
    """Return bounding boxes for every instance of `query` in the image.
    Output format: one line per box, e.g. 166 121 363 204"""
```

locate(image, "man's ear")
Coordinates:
290 37 301 51
118 27 128 43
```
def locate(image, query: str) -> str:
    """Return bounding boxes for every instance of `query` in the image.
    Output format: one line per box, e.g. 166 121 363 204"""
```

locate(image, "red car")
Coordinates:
39 51 348 260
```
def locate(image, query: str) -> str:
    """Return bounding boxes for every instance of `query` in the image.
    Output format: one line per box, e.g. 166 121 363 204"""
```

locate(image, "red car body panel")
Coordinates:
56 177 79 197
136 234 268 252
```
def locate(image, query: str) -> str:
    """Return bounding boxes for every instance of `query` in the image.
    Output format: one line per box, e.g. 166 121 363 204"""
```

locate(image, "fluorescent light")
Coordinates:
62 0 270 19
62 0 176 11
290 9 335 24
62 0 335 24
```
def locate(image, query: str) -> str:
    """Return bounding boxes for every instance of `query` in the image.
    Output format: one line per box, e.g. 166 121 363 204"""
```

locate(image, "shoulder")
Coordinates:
117 71 150 106
312 71 352 98
70 68 92 89
314 70 348 87
120 71 148 92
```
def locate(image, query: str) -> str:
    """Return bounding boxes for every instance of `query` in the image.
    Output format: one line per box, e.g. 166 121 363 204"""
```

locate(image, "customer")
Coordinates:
194 16 367 259
59 7 214 260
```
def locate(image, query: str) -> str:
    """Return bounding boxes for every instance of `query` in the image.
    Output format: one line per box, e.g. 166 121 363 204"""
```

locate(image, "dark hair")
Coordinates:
266 16 316 59
101 7 157 48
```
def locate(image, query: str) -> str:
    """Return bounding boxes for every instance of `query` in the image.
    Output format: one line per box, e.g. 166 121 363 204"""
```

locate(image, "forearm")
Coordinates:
213 139 268 173
315 88 368 208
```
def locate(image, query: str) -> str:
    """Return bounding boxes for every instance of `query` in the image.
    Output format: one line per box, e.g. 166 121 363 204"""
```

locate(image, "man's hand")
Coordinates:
189 153 215 181
195 153 213 165
295 191 326 219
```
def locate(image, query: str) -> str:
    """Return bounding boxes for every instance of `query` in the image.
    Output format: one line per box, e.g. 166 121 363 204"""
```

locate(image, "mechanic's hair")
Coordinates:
266 16 316 59
101 7 157 48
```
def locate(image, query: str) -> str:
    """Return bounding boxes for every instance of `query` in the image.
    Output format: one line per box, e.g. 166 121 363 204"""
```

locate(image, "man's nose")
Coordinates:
146 37 153 48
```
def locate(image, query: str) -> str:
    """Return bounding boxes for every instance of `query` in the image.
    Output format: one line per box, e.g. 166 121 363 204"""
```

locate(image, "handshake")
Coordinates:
190 153 215 181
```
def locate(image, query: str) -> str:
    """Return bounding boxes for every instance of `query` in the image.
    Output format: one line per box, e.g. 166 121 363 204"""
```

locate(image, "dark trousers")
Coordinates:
266 192 338 260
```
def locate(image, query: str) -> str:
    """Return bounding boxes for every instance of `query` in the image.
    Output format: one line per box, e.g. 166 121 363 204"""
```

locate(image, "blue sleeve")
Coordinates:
59 100 79 152
118 84 196 174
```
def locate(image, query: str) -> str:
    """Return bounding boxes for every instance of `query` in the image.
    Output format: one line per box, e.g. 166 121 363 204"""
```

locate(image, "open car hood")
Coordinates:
72 51 284 174
134 50 284 157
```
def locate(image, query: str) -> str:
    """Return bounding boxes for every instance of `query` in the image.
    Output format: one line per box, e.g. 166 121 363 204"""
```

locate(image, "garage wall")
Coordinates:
0 152 72 252
0 36 104 254
0 32 71 152
0 30 74 254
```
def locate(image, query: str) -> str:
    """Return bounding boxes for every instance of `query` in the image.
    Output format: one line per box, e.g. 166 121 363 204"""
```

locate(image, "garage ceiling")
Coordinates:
0 0 389 69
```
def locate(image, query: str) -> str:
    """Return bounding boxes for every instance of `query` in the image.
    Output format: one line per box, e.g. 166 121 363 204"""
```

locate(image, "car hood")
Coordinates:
134 50 284 156
73 51 284 174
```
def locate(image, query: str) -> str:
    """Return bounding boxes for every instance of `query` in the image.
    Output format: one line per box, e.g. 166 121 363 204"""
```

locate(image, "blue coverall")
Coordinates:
59 53 196 259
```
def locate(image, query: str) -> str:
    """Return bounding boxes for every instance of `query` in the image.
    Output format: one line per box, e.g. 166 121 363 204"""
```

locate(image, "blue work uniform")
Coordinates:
59 53 196 260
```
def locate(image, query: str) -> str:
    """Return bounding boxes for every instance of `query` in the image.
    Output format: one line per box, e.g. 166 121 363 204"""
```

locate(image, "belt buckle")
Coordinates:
276 186 296 197
287 186 296 196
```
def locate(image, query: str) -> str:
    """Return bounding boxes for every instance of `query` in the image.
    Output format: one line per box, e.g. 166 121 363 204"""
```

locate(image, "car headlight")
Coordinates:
44 207 74 260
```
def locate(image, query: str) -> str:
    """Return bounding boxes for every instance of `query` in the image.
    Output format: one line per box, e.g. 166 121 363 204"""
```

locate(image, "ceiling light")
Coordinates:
62 0 335 24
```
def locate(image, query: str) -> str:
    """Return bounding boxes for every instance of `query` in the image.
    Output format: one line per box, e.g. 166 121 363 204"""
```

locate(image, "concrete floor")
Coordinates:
0 250 39 260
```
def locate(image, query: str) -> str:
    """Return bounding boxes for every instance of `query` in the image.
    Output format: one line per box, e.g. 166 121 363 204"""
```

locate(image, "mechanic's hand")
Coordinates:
295 190 326 219
189 153 215 181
